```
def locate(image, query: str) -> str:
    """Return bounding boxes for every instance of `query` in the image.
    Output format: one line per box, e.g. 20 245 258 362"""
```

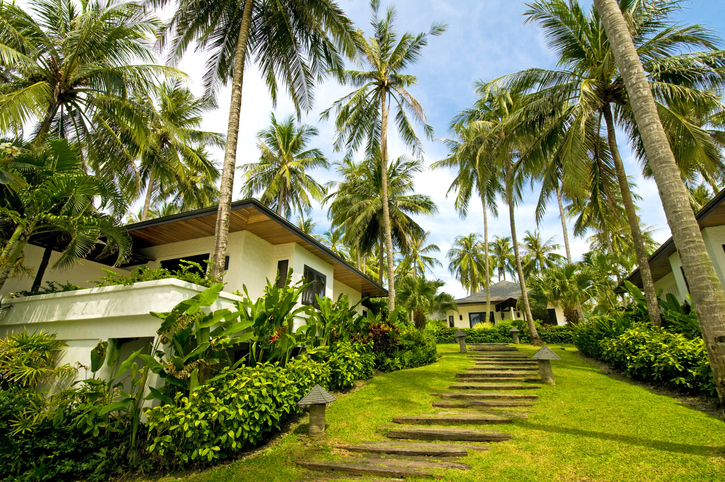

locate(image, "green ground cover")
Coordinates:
135 344 725 482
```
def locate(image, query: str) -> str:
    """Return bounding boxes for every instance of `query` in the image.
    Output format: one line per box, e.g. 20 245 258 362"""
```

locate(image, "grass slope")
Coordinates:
137 344 725 481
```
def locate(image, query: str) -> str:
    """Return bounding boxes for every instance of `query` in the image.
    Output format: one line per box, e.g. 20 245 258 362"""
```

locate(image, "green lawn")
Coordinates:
136 344 725 481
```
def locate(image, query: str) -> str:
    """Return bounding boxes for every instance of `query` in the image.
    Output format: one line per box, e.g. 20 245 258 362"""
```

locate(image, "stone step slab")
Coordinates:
381 426 513 442
452 377 528 383
441 383 540 390
457 371 535 378
472 361 538 366
297 460 439 479
393 414 512 425
468 347 518 352
359 457 471 471
433 399 535 408
436 409 530 419
464 367 538 372
361 441 490 452
438 391 538 399
337 443 468 457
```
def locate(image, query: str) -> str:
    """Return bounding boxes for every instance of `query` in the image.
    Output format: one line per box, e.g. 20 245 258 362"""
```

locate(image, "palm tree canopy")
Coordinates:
240 114 329 218
396 230 441 279
447 233 487 295
490 235 516 282
522 230 565 277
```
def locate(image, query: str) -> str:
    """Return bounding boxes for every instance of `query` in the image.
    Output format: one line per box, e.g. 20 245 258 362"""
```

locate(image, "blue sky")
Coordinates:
175 0 725 298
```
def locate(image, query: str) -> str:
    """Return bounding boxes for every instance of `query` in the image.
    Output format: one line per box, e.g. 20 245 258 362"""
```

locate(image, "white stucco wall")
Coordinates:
333 279 363 314
446 302 566 328
654 271 681 300
0 244 127 296
701 226 725 289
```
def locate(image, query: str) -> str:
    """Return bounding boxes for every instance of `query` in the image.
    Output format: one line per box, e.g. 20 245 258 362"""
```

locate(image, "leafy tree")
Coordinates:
593 0 725 408
156 0 358 279
447 233 487 296
318 225 349 260
322 0 445 311
490 236 516 282
528 263 593 323
396 276 456 330
522 230 565 277
240 114 328 219
296 216 318 236
396 231 441 280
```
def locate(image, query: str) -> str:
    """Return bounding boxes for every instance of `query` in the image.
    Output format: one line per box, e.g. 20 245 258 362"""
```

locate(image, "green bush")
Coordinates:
91 261 222 289
146 363 306 468
14 281 82 298
537 325 575 344
285 356 332 392
600 324 715 396
572 314 636 359
377 330 437 372
328 342 375 390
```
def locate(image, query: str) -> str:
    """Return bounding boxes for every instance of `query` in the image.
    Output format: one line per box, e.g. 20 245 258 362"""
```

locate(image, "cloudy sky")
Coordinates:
18 0 723 297
172 0 725 298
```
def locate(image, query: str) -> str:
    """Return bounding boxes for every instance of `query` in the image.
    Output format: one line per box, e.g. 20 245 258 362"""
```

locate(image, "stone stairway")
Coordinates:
298 343 542 479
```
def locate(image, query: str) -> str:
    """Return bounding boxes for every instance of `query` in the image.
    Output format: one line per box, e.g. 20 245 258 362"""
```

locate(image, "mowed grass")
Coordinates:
136 344 725 482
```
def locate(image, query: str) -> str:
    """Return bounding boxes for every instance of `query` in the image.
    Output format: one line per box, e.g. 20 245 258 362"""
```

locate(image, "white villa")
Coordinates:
0 199 386 375
445 280 566 328
625 188 725 301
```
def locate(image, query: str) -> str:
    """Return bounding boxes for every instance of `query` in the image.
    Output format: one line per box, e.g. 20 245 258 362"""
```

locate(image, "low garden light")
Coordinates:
510 326 520 344
532 345 562 385
298 384 336 438
454 329 468 353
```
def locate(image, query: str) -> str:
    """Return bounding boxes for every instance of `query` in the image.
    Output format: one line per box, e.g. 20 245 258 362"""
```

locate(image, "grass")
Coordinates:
135 344 725 481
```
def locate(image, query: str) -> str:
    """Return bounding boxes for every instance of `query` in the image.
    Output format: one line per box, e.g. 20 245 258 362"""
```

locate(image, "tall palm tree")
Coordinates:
240 114 328 219
322 0 445 311
397 231 441 279
157 0 358 279
326 156 437 284
522 230 565 277
296 216 318 235
447 233 487 296
0 0 168 143
593 0 725 408
397 276 456 330
528 263 593 324
490 236 516 282
434 123 501 324
318 225 349 260
499 0 725 324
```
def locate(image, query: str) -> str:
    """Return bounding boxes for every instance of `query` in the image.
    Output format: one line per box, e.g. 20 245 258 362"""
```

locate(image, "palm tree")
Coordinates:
447 233 487 296
397 231 441 280
240 114 328 219
501 0 725 324
0 139 130 291
326 156 437 284
688 184 715 214
296 216 318 236
0 0 168 143
528 263 593 323
490 236 516 282
593 0 725 408
92 80 223 221
396 276 456 330
157 0 358 279
322 0 445 311
318 225 348 260
434 123 501 324
522 231 565 277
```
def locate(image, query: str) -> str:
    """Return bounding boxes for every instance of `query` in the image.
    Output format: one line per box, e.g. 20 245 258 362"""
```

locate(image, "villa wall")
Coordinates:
445 304 522 329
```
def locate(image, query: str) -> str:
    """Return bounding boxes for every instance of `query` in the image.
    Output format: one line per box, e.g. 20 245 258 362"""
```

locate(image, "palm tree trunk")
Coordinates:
595 0 725 411
277 183 286 216
557 184 573 263
31 244 54 293
0 226 26 292
141 171 155 222
208 0 255 279
482 197 491 325
379 234 384 285
505 160 541 346
34 100 60 145
380 91 396 311
602 104 661 325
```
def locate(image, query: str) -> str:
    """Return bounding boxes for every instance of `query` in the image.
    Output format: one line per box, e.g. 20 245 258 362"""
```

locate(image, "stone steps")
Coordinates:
433 399 535 408
360 441 490 452
442 383 540 390
472 362 538 367
337 443 469 457
298 460 442 479
438 391 538 399
458 371 536 377
381 426 513 442
393 413 512 425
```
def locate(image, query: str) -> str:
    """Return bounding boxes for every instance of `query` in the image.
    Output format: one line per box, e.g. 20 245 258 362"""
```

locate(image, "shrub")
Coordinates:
377 330 437 372
328 342 375 390
14 281 81 298
0 330 75 388
572 314 636 359
537 325 574 344
600 324 715 396
91 261 222 289
285 356 332 392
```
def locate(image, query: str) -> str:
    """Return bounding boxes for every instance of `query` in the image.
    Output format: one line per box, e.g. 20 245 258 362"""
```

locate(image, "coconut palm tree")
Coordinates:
498 0 725 324
322 0 445 311
296 216 318 236
490 236 516 282
397 231 441 280
522 230 565 277
593 0 725 407
433 122 501 324
156 0 358 279
318 225 349 260
528 263 593 323
0 0 168 143
396 276 456 330
240 114 328 219
0 139 130 291
447 233 487 296
326 156 437 284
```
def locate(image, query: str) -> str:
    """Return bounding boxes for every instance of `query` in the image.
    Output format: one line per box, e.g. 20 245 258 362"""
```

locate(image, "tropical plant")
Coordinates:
396 231 441 279
0 330 75 388
447 233 487 295
396 276 456 330
240 114 328 219
0 0 167 142
322 0 445 311
521 230 565 277
318 225 349 260
490 235 517 282
0 139 131 292
528 263 593 323
156 0 358 279
592 0 725 407
296 216 318 236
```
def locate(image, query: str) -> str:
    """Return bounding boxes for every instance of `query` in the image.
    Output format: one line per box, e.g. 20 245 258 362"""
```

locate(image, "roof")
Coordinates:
454 280 523 305
532 345 561 361
298 384 336 406
125 199 387 298
624 187 725 290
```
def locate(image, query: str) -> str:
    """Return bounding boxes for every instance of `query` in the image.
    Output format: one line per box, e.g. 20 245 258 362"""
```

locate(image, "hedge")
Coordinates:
435 323 574 345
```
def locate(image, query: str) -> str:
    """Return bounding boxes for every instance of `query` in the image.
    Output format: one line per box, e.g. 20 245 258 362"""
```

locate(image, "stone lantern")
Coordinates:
532 345 562 385
298 384 336 438
454 329 468 353
510 326 520 344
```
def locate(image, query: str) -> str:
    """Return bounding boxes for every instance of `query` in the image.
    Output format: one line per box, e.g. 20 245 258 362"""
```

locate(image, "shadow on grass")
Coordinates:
519 421 725 456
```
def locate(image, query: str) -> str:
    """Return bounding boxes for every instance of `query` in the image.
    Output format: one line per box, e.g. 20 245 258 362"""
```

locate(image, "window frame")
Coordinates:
301 265 326 309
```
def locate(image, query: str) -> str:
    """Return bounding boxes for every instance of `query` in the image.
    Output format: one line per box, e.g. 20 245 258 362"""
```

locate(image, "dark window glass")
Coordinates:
448 315 454 327
468 312 495 328
276 260 289 288
160 254 228 274
301 265 326 308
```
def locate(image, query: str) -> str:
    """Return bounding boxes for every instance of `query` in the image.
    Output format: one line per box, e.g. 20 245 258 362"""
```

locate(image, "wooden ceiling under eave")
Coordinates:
126 200 387 298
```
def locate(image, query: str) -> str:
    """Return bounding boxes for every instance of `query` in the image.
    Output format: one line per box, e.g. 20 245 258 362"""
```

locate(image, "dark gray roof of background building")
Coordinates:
454 280 523 305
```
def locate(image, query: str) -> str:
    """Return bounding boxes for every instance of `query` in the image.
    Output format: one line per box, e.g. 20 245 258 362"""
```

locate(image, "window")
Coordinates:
301 265 326 308
469 312 495 328
276 260 289 288
448 315 454 327
160 253 228 274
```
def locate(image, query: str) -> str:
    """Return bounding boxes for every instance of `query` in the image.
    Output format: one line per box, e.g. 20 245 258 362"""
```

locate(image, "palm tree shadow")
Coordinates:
519 421 724 457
